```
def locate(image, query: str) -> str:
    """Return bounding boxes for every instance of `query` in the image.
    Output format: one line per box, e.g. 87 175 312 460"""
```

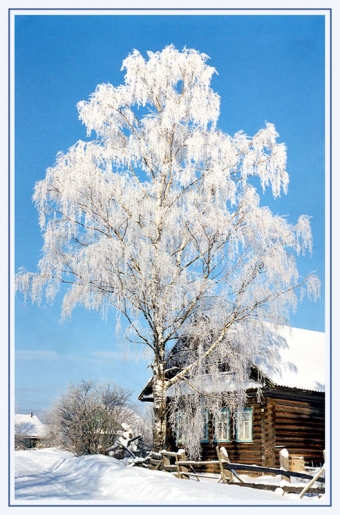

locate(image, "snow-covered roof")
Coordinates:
15 414 47 438
165 373 262 398
255 325 325 392
139 326 326 400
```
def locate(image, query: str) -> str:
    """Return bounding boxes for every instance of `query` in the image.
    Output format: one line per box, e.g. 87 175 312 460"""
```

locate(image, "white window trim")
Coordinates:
213 408 231 443
200 410 210 443
235 407 253 443
176 411 185 444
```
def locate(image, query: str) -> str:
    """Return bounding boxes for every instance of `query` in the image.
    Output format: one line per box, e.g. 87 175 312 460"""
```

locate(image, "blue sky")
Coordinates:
14 12 327 415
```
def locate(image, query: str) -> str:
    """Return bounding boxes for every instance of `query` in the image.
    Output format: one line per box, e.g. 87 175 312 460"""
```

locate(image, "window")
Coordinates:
213 409 230 442
201 410 209 442
236 408 253 442
176 411 185 444
176 410 209 444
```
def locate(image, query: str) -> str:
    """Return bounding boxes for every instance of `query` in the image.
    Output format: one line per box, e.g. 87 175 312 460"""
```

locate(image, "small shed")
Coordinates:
15 413 48 449
139 326 325 469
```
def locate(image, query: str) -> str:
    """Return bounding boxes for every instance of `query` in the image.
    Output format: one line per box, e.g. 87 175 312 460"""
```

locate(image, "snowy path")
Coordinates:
14 448 326 505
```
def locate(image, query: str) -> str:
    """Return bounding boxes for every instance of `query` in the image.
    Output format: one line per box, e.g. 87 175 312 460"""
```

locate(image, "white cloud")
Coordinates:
15 350 59 361
15 348 149 363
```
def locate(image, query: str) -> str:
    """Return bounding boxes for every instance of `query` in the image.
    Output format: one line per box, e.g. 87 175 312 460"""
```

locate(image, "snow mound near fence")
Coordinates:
14 448 328 505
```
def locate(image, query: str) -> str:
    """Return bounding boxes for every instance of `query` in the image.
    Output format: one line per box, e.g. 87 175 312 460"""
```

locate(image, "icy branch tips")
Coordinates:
16 45 320 453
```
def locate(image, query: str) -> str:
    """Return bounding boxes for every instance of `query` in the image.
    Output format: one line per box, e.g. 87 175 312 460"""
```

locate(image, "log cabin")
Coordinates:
139 325 325 470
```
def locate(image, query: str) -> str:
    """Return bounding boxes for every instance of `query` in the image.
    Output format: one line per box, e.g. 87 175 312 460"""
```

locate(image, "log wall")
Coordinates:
167 388 325 472
271 391 325 467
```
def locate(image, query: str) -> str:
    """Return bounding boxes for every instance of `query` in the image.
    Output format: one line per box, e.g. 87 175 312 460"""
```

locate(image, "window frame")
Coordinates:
235 407 253 443
176 411 185 444
200 409 210 443
213 408 231 443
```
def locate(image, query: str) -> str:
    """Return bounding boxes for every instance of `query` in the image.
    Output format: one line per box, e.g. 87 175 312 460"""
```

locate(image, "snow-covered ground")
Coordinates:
12 447 328 507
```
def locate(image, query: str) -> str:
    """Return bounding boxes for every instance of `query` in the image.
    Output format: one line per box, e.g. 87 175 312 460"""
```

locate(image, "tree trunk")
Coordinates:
152 371 168 452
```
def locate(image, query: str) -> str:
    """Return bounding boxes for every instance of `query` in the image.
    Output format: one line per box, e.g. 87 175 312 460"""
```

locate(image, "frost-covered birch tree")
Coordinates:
16 45 320 453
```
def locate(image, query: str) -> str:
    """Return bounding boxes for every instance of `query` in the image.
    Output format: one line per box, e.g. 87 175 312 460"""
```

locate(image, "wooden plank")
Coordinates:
176 472 217 479
226 482 325 495
274 433 324 439
274 406 324 414
163 465 177 472
172 457 323 483
174 460 220 466
274 395 324 408
221 462 325 483
300 465 326 499
279 449 290 483
275 420 324 429
216 446 242 483
275 408 323 417
149 458 162 470
276 436 324 444
160 450 181 458
274 415 324 424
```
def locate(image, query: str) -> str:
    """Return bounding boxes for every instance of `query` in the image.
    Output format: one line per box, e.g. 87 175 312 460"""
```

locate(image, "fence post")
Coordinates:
279 448 291 483
176 449 189 479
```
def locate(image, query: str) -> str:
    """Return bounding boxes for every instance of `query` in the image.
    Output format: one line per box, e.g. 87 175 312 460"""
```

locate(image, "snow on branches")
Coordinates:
16 45 320 453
